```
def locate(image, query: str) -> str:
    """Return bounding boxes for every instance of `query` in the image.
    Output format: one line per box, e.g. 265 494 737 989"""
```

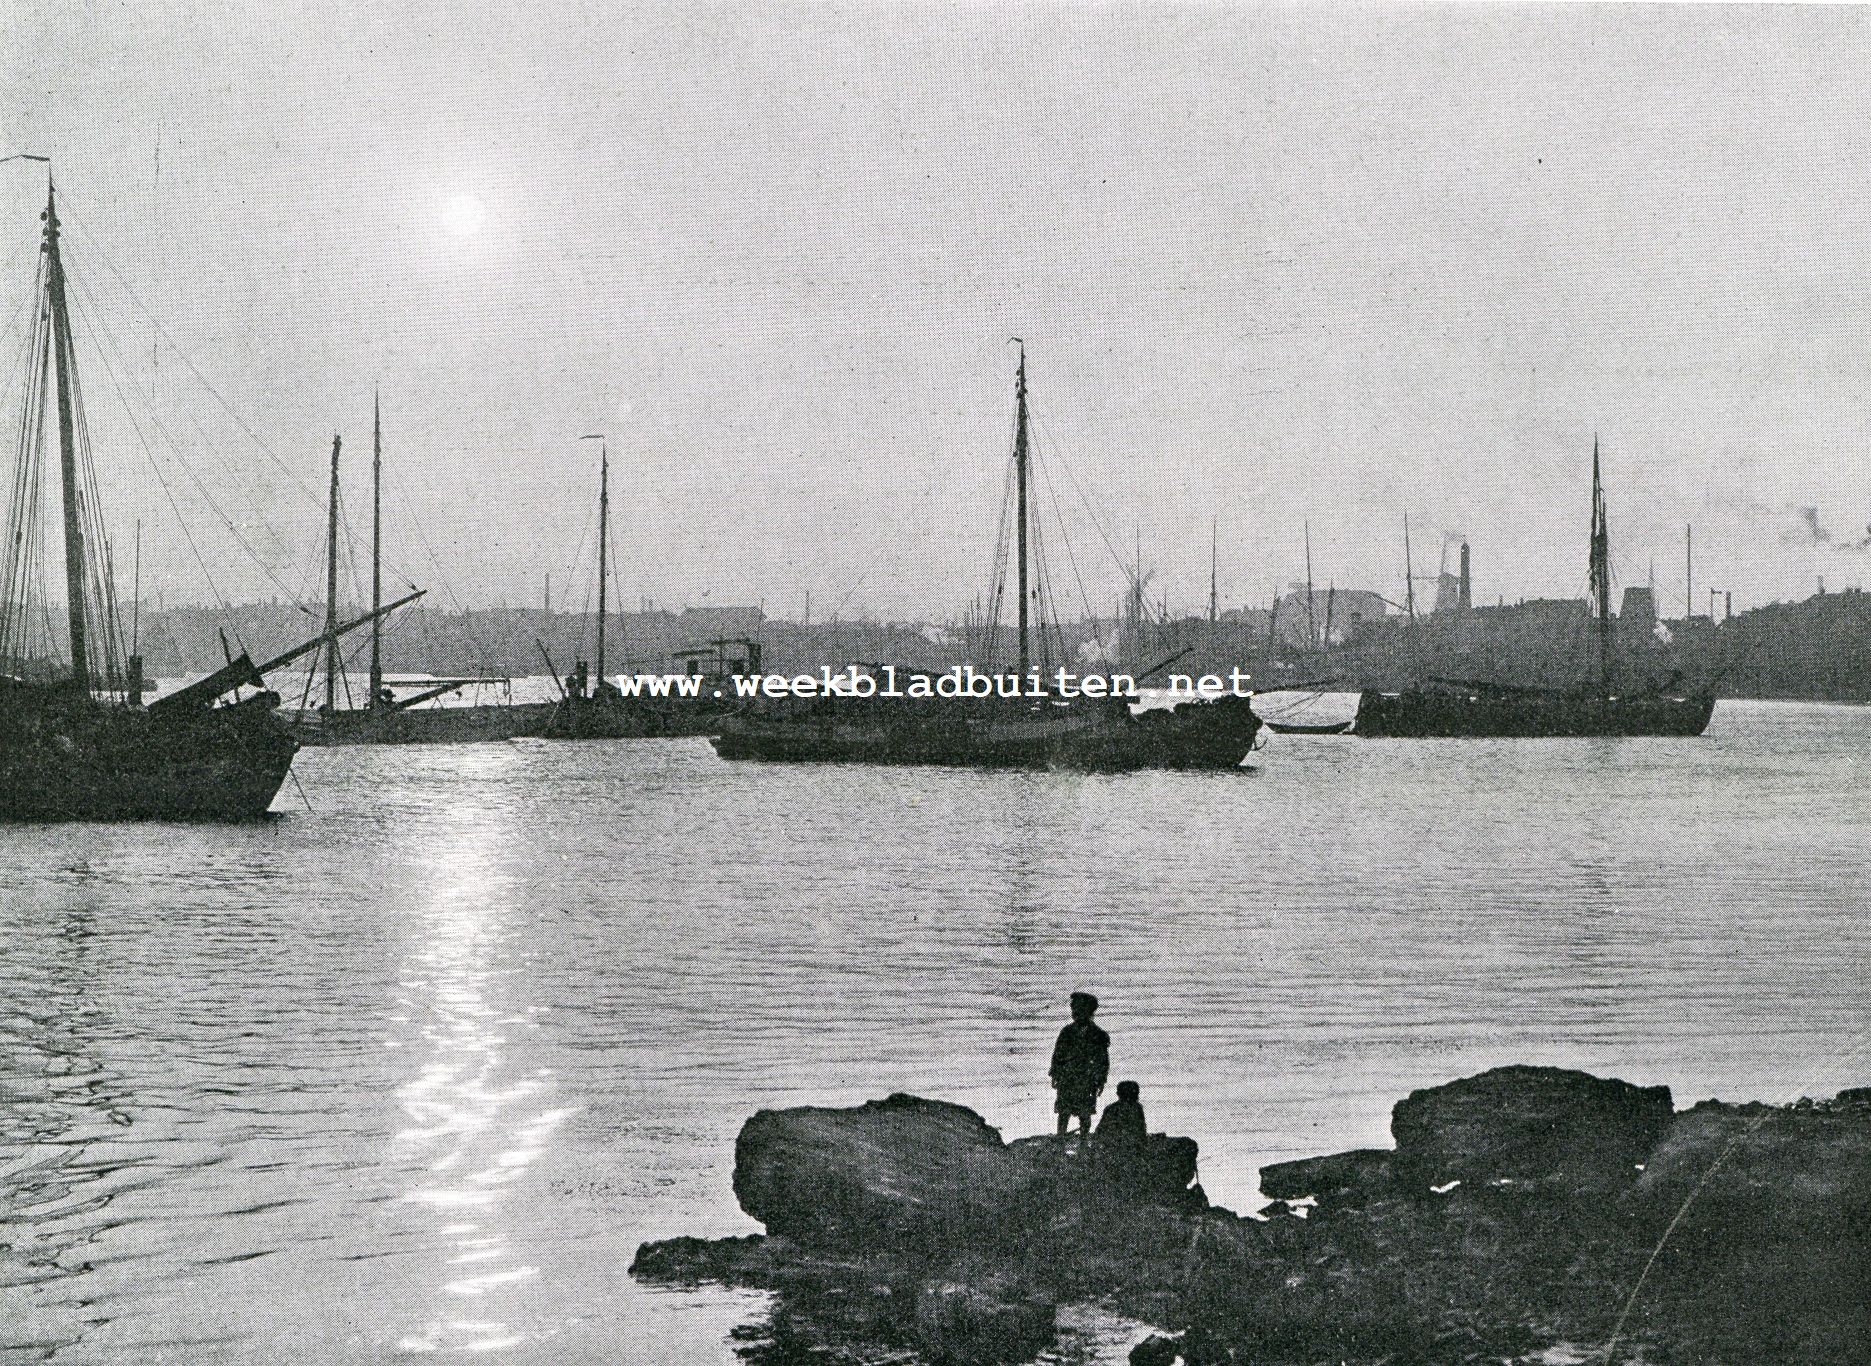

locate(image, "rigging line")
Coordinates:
320 417 425 595
1028 484 1072 672
63 257 300 601
382 459 478 591
1028 482 1060 670
60 278 238 616
57 196 376 547
1034 530 1068 672
3 261 51 649
982 455 1018 666
829 568 870 621
71 305 284 621
167 377 329 583
1029 410 1132 584
557 498 598 607
61 279 133 682
391 487 494 671
3 397 45 660
66 253 335 610
1035 436 1102 631
0 282 39 420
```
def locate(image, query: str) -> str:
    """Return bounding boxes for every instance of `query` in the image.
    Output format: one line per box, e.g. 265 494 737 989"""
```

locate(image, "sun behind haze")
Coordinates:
440 192 486 238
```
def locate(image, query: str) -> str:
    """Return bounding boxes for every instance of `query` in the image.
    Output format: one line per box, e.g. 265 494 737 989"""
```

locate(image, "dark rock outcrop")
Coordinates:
1259 1146 1393 1203
733 1094 1018 1247
733 1093 1206 1256
636 1070 1871 1365
1390 1064 1673 1188
1632 1096 1871 1221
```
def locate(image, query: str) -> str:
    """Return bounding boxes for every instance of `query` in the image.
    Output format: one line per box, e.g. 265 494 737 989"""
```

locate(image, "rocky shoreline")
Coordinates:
631 1067 1871 1364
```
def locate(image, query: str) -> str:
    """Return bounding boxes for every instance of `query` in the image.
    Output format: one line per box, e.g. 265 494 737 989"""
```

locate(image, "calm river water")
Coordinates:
3 698 1869 1363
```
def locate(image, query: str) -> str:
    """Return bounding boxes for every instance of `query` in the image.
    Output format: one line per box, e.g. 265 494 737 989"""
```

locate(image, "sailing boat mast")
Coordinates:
598 443 609 688
1208 518 1218 624
368 390 383 708
1403 513 1417 623
42 182 91 693
578 433 609 692
1303 520 1317 651
1012 343 1030 679
1590 437 1612 701
323 435 342 714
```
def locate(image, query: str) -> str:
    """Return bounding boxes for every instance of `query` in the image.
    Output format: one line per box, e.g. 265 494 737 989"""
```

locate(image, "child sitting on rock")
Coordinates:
1096 1080 1147 1146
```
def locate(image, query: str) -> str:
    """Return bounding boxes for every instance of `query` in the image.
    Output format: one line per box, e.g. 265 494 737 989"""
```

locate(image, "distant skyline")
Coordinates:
6 2 1871 623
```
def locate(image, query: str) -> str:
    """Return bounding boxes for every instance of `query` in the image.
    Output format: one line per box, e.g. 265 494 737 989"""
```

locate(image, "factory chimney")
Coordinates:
1458 542 1471 611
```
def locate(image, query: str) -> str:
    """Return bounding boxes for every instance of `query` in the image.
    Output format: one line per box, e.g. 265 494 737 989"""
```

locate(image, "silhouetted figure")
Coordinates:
1050 991 1109 1137
1096 1080 1147 1146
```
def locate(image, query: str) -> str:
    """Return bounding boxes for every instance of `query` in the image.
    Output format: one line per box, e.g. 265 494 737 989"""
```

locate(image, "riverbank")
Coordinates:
632 1066 1871 1365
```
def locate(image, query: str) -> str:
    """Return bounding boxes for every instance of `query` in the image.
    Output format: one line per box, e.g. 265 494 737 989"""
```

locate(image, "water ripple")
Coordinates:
0 705 1866 1361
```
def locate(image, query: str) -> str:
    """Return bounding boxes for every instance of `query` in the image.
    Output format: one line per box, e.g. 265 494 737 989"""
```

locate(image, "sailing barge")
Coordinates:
1354 443 1715 739
0 174 392 820
285 404 553 746
712 347 1262 771
542 438 750 740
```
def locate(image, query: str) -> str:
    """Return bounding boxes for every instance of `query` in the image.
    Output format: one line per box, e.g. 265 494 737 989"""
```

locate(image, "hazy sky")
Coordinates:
5 1 1871 621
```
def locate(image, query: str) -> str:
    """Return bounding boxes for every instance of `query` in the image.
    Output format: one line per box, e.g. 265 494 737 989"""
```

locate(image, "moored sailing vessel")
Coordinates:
1353 442 1715 739
712 346 1262 770
0 173 306 819
284 400 553 745
543 436 750 740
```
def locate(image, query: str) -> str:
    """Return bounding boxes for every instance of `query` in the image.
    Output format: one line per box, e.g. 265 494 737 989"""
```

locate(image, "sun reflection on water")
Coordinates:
389 793 573 1357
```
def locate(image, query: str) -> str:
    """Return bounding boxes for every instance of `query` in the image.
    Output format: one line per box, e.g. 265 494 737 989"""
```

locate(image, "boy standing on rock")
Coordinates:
1049 991 1110 1139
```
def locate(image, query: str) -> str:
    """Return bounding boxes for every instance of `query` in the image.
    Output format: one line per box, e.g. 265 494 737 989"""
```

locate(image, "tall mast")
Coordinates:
1131 526 1143 667
1303 520 1317 651
42 181 91 692
1403 513 1417 622
323 435 342 714
1590 437 1612 701
1013 343 1029 678
1685 524 1693 622
368 389 383 707
1208 517 1218 624
596 438 609 688
129 519 144 705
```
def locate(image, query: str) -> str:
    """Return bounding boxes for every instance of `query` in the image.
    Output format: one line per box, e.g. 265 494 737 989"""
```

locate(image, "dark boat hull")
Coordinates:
1267 720 1353 736
712 695 1262 770
1353 689 1715 738
290 702 555 746
543 695 729 740
0 689 298 821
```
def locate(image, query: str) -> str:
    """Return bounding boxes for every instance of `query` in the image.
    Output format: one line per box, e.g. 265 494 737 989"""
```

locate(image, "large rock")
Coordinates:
734 1094 1019 1248
1629 1098 1871 1225
1007 1132 1203 1205
733 1093 1205 1252
1390 1065 1673 1189
639 1073 1871 1366
1260 1148 1394 1203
